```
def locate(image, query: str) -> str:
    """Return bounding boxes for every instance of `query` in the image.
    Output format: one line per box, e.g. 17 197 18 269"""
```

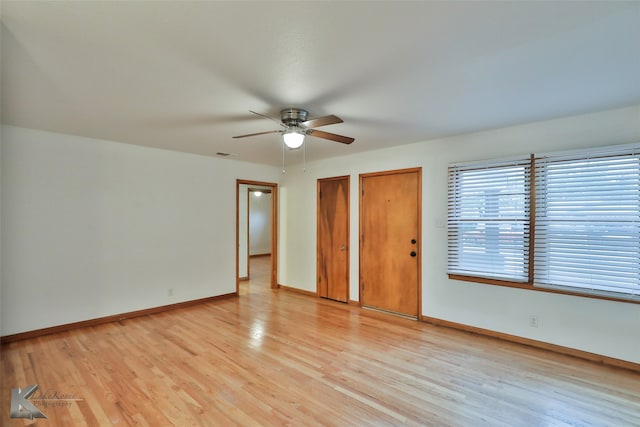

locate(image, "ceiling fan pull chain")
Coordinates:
303 140 306 173
282 141 286 174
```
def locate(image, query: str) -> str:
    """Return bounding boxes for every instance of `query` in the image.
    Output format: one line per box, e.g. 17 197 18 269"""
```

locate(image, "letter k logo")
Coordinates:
10 384 47 419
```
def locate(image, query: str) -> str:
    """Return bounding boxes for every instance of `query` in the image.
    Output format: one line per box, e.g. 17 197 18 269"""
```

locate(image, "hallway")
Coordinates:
239 255 271 296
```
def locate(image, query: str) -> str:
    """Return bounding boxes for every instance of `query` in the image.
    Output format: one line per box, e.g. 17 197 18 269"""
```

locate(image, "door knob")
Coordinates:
410 251 417 257
340 245 346 251
411 239 417 244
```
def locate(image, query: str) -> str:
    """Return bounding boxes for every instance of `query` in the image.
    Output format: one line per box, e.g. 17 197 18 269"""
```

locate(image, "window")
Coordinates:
534 148 640 297
448 145 640 302
447 157 531 282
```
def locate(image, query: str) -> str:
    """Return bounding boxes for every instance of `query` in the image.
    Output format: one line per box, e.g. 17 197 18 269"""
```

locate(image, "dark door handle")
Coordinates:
410 251 417 257
411 239 417 244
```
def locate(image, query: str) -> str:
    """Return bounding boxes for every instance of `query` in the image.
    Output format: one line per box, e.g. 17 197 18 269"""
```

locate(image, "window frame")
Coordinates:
447 156 533 283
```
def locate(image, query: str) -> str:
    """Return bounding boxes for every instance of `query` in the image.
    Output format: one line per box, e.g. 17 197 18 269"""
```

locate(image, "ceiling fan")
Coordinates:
232 108 354 149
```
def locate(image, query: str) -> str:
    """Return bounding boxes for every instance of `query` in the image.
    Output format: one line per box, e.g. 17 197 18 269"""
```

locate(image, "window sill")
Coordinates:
448 274 639 305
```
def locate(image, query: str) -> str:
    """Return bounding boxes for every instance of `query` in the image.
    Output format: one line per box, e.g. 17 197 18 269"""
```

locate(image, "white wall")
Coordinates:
279 105 640 363
0 126 280 335
238 184 249 278
249 191 271 255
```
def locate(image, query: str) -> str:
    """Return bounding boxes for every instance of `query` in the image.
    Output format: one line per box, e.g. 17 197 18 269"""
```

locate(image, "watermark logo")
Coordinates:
10 384 47 419
10 384 83 420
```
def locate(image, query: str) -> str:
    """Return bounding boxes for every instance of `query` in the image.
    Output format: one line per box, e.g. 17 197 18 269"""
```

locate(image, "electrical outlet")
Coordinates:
529 315 539 328
168 288 173 297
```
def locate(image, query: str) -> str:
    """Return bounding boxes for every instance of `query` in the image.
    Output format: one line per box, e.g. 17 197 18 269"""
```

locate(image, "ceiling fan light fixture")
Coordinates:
283 128 305 149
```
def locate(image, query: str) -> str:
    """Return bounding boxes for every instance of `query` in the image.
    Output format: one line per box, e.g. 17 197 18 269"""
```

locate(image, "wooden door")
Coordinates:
317 176 349 302
360 168 421 317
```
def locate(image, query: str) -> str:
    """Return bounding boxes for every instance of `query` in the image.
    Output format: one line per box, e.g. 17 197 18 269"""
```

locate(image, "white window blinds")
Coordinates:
448 158 531 282
534 148 640 297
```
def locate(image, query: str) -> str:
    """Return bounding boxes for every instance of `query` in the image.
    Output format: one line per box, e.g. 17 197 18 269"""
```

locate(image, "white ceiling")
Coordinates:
2 1 639 166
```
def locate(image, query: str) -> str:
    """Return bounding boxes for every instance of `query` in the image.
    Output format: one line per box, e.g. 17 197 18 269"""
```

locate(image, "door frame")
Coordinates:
236 179 278 293
316 175 350 302
358 167 422 317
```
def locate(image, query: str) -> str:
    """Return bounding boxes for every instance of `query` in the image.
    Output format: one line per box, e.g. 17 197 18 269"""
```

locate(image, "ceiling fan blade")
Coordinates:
307 129 354 144
232 130 282 139
301 115 343 128
249 110 287 128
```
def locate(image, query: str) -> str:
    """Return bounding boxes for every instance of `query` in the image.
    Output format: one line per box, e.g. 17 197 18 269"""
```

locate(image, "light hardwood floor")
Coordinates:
2 256 639 426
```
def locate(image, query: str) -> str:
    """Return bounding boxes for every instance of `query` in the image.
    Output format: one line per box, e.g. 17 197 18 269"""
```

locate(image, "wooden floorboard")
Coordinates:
2 257 639 426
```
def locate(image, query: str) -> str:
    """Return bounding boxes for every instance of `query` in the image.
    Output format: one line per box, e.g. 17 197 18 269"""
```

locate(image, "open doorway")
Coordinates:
236 180 278 295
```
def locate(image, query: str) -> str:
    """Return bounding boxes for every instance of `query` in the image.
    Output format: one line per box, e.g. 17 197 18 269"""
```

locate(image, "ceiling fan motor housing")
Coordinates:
281 108 308 126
